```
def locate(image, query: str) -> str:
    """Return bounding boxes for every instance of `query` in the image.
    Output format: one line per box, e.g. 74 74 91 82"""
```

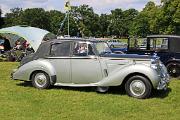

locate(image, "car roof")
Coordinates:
147 35 180 38
47 38 106 43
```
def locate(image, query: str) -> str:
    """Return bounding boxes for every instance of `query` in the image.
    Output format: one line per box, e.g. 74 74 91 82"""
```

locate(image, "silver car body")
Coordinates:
12 38 169 90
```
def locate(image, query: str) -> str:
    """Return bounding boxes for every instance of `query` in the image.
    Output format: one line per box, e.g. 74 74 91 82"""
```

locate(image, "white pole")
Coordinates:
68 11 70 36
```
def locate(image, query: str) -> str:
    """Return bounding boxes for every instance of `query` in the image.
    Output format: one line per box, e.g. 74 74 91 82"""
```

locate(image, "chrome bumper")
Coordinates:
157 64 170 90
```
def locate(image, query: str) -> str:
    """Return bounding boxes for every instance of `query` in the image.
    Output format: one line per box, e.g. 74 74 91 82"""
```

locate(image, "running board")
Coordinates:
54 83 99 87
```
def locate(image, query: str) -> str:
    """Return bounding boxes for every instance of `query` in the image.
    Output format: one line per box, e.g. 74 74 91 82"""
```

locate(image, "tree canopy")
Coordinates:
0 9 4 28
1 1 179 38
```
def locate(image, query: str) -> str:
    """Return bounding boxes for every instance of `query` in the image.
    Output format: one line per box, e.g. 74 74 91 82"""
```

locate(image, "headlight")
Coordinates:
151 64 158 70
151 59 159 70
151 58 158 64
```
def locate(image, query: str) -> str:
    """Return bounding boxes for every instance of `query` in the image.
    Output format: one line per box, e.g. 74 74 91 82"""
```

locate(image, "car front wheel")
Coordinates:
32 72 51 89
125 75 152 99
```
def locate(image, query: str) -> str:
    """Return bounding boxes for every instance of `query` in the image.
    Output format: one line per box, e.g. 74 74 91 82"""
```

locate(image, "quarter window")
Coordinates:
51 42 70 56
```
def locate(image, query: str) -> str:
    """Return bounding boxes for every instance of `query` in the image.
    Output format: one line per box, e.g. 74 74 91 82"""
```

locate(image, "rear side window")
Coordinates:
51 42 70 57
149 38 168 51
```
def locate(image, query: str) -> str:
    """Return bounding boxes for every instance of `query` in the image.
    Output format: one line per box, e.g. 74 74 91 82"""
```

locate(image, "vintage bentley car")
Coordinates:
12 38 170 99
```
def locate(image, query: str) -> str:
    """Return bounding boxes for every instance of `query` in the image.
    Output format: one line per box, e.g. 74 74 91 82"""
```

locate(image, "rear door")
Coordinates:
48 41 71 83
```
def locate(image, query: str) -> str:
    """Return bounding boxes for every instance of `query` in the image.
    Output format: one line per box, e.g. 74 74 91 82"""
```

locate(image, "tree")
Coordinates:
0 8 4 28
129 1 160 37
108 8 124 38
99 14 110 37
20 8 50 30
70 5 100 37
129 13 150 37
47 10 65 34
160 0 180 35
4 8 23 27
123 9 138 37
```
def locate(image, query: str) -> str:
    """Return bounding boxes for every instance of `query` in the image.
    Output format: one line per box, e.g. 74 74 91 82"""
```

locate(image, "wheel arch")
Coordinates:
165 59 180 66
122 72 153 89
30 70 56 85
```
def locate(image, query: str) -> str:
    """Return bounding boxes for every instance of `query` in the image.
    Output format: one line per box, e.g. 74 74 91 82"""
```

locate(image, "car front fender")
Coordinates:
97 64 160 88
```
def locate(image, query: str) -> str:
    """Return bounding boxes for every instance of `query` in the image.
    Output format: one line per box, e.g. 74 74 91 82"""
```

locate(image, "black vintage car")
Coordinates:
127 35 180 77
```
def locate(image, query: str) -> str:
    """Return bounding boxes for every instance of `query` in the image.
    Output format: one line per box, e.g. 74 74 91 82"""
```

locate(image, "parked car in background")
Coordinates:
12 38 169 99
0 39 4 54
127 35 180 77
107 39 127 53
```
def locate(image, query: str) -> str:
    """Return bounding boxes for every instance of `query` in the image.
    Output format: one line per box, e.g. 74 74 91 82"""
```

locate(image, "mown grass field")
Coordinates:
0 62 180 120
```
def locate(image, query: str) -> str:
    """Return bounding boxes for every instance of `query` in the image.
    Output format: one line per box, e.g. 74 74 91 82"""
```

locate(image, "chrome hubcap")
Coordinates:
34 73 47 88
130 80 146 96
172 69 176 74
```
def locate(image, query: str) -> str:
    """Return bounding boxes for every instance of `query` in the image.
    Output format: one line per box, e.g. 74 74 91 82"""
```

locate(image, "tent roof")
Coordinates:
0 26 50 51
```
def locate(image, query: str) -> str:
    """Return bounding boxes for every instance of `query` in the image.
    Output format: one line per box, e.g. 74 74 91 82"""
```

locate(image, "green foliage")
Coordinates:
99 14 110 37
108 9 124 38
0 8 4 28
4 8 23 27
20 8 50 31
1 62 180 120
1 1 179 37
47 10 65 34
70 5 101 37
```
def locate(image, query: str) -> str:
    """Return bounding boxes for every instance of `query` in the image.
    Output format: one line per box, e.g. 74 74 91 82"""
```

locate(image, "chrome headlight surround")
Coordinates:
151 59 159 70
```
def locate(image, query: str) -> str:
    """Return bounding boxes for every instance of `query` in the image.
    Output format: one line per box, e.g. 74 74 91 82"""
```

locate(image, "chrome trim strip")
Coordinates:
46 56 98 59
101 57 150 61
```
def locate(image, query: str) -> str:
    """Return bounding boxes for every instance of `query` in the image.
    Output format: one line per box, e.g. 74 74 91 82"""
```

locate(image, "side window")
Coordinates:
129 38 147 50
149 38 168 51
73 42 95 56
51 42 70 57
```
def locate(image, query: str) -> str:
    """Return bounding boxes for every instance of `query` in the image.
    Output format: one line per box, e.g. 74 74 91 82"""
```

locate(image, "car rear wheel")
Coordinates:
167 63 180 77
32 72 51 89
125 75 152 99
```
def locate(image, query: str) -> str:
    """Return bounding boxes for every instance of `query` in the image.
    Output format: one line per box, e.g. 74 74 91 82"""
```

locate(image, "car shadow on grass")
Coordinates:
16 82 126 95
16 82 171 98
16 81 33 87
54 86 95 93
151 88 172 99
54 86 126 95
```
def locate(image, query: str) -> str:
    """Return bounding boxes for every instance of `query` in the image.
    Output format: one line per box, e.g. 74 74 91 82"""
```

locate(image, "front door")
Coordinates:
71 41 103 84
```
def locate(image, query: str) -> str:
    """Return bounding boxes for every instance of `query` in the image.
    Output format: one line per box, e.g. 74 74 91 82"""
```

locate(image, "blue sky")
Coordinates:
0 0 161 16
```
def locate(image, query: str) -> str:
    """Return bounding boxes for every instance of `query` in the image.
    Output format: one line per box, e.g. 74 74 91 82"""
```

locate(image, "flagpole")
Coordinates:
68 10 70 36
65 0 71 36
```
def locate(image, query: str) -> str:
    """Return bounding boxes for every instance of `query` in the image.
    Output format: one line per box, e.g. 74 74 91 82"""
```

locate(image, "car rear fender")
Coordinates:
13 59 56 83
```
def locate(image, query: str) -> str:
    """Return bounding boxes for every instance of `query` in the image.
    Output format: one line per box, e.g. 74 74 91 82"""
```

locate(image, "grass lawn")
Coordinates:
0 62 180 120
